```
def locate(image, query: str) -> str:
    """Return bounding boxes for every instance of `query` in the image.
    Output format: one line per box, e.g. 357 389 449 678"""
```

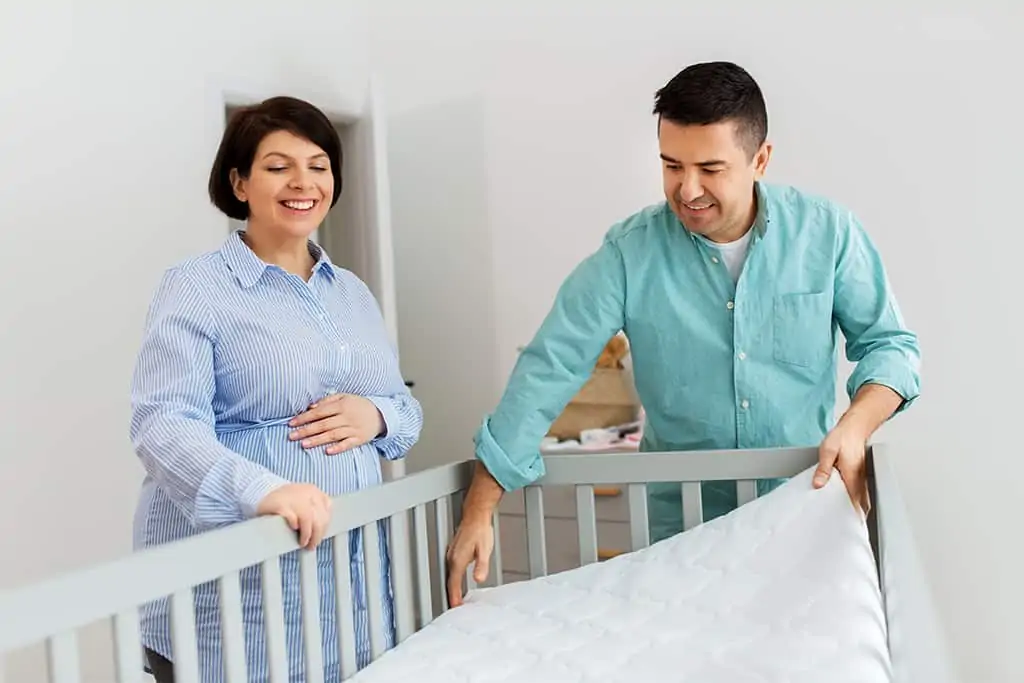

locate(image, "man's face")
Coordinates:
658 117 771 242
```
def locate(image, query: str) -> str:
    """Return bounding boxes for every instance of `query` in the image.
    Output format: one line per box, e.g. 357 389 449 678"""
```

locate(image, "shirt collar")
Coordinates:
221 230 335 288
752 180 772 237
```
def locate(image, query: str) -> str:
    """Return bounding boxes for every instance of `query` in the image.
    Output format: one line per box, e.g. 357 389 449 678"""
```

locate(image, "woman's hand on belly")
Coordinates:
256 483 333 550
288 393 385 455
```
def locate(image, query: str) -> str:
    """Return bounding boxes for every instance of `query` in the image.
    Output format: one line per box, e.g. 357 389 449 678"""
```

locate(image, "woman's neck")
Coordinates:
241 226 316 280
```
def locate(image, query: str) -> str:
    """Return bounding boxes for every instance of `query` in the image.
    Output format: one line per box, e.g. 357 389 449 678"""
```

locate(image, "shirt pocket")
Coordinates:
772 291 834 368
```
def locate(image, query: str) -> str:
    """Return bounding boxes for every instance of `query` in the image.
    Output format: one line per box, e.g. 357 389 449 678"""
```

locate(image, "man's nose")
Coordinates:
678 173 704 202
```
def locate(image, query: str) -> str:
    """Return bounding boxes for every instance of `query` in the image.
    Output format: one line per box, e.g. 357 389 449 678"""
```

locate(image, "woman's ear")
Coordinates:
229 168 247 202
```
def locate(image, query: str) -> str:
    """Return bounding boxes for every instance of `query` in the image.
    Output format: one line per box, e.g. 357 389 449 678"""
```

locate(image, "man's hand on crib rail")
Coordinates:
257 483 334 550
446 517 494 608
446 463 503 607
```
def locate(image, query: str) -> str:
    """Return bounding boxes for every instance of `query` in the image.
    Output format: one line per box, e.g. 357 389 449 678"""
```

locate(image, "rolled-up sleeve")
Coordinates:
476 237 628 491
130 268 288 529
833 211 921 414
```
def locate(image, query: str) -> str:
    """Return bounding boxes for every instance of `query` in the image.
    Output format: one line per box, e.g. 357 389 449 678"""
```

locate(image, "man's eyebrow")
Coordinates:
659 154 727 167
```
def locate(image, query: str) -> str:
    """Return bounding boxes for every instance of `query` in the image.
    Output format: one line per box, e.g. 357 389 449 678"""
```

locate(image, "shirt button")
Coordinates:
740 399 750 409
726 301 735 310
711 256 720 264
738 351 746 360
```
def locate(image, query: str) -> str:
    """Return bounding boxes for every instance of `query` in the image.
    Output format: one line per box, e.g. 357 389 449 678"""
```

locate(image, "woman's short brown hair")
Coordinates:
208 96 343 221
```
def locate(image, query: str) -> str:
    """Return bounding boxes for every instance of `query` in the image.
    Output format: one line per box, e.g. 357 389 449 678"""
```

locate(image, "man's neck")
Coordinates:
715 188 759 243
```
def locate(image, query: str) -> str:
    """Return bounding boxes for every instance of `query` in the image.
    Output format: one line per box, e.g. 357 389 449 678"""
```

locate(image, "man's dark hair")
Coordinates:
208 96 343 220
653 61 768 158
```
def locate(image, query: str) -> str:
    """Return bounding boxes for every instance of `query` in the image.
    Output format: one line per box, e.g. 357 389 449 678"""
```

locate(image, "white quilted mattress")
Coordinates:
352 467 891 682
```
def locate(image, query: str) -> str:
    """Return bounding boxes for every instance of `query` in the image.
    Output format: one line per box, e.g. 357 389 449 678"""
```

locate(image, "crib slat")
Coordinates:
112 609 144 683
332 533 358 680
491 509 504 586
736 480 757 505
217 572 247 683
450 490 465 528
260 558 289 683
412 504 433 627
299 550 324 683
524 486 548 577
575 485 598 565
170 589 200 683
388 510 416 642
363 522 387 661
433 497 451 611
681 482 703 531
46 632 80 683
627 484 650 551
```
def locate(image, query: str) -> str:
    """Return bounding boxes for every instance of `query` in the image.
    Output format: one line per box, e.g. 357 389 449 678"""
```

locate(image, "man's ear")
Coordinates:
753 142 772 180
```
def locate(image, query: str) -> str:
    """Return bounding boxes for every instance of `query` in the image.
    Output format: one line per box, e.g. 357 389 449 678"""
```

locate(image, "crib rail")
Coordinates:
0 445 957 683
0 460 475 682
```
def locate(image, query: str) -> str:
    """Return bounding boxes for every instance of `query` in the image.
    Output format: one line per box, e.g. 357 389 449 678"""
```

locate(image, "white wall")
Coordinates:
0 2 371 680
367 3 1021 681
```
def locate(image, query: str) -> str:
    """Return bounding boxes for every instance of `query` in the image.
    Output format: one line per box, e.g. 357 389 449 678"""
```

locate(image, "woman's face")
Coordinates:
230 129 334 240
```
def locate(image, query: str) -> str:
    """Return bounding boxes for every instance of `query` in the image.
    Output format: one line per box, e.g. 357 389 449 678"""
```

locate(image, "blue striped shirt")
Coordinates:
130 230 422 682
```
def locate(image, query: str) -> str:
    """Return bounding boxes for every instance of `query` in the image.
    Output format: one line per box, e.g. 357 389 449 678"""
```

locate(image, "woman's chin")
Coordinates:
274 216 325 240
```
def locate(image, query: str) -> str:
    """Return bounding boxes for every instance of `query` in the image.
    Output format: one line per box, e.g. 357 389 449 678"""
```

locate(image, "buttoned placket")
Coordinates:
732 220 770 448
692 226 762 448
281 268 361 477
280 267 352 388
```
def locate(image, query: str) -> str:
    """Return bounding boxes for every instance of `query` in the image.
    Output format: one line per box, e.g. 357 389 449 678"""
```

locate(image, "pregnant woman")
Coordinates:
130 95 422 682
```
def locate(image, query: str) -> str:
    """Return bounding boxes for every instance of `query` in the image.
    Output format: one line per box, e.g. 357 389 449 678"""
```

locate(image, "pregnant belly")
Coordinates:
217 418 382 495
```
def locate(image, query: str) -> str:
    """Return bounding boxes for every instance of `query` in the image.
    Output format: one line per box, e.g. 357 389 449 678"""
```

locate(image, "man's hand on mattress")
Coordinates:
288 393 385 454
445 513 494 608
814 420 870 515
257 483 333 550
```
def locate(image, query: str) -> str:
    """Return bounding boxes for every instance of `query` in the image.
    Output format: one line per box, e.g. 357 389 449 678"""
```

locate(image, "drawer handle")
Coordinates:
598 548 624 560
594 486 622 497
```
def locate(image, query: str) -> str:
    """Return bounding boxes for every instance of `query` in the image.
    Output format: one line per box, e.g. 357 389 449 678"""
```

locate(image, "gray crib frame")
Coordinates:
0 444 957 683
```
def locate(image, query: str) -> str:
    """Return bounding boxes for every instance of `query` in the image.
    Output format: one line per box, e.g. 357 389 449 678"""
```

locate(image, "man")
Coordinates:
446 61 920 606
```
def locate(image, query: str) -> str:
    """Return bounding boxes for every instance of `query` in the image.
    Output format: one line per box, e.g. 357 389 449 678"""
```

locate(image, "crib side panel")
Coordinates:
872 444 960 683
500 447 820 580
0 459 476 683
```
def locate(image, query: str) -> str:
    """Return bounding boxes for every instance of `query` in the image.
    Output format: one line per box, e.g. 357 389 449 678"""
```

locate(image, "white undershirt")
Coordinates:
701 227 754 283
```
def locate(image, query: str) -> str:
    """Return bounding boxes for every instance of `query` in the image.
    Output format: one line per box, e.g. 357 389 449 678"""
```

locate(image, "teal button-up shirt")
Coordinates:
475 182 921 542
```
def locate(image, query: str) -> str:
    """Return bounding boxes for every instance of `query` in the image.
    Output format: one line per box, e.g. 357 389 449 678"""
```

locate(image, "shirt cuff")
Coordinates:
474 416 546 491
237 472 290 519
367 395 400 441
847 359 921 418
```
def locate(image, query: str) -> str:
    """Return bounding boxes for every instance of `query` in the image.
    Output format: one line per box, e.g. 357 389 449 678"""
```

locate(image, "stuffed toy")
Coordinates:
595 332 630 369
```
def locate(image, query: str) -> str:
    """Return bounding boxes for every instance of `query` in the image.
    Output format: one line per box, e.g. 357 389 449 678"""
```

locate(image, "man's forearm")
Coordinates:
840 382 905 437
461 461 506 524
